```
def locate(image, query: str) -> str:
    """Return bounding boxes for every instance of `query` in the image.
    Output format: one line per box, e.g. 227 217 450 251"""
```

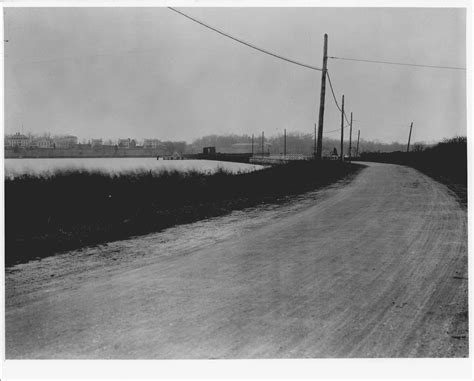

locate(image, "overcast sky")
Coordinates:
4 7 466 144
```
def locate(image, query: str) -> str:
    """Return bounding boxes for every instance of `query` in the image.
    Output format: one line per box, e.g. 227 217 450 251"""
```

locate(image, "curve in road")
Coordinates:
6 162 468 358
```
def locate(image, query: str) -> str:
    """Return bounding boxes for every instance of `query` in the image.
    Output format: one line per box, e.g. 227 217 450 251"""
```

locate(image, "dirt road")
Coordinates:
5 162 468 358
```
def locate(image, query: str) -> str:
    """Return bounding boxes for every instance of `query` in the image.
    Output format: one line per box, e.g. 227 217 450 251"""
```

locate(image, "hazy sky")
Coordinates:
4 7 466 143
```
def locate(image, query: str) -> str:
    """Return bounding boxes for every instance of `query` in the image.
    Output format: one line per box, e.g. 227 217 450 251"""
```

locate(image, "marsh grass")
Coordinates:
5 161 361 266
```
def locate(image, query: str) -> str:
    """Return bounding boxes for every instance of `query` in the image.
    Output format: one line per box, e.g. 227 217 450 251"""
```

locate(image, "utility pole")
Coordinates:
314 123 317 158
316 34 328 160
407 122 413 152
261 131 264 157
251 134 254 156
340 94 344 162
284 128 287 157
356 130 360 157
348 112 353 161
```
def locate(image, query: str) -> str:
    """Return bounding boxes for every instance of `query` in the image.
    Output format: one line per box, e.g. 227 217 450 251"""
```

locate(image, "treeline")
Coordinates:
5 161 361 266
158 141 187 155
360 136 467 205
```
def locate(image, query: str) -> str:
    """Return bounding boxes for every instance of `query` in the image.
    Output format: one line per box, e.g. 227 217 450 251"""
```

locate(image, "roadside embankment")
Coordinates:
5 161 362 266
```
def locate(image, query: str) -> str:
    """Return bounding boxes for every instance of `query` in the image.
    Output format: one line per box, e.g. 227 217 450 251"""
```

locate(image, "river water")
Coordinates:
4 157 262 178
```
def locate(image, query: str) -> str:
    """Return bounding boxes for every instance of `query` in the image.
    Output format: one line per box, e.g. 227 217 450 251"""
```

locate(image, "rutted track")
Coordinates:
5 162 468 358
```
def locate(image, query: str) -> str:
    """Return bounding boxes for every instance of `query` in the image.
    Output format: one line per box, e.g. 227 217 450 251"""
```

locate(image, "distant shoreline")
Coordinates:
5 147 164 159
5 149 255 164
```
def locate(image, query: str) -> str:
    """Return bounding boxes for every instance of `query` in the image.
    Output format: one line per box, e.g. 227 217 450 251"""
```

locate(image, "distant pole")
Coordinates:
340 94 344 162
407 122 413 152
251 134 254 156
316 34 328 160
261 131 264 157
284 128 287 157
356 130 360 157
348 112 353 161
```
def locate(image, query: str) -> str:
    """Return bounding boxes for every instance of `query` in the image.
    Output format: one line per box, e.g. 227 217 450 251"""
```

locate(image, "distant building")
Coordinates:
102 139 115 147
5 133 30 148
118 138 137 149
53 135 78 149
91 139 103 148
118 139 130 148
35 137 54 149
143 139 162 149
118 138 131 148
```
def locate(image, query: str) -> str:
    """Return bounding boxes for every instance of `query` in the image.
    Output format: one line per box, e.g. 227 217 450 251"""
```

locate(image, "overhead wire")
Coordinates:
170 7 367 140
326 70 351 125
156 8 443 140
168 7 323 72
329 56 466 71
9 7 449 148
352 120 412 128
327 72 414 134
168 9 460 142
324 124 350 134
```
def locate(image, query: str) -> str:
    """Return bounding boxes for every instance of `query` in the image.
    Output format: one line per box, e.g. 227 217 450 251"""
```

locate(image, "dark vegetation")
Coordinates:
5 161 361 267
359 137 467 207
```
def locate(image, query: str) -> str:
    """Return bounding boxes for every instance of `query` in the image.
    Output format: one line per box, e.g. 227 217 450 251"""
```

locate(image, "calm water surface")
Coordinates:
5 158 262 177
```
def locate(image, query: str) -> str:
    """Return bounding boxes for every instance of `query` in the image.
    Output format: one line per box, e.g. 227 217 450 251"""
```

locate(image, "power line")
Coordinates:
329 56 466 71
168 7 322 72
352 120 412 128
327 71 413 134
326 77 412 133
326 71 350 125
324 124 350 134
326 71 342 112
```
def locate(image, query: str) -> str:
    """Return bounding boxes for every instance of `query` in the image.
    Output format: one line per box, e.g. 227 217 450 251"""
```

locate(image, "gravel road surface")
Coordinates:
5 162 468 358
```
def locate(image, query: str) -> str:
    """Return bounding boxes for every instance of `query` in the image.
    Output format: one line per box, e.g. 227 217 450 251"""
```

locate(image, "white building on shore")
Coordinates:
5 133 30 148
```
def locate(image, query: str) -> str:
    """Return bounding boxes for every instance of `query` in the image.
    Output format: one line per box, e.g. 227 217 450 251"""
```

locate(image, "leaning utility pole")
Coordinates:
316 34 328 160
261 131 264 157
356 130 360 157
284 128 287 156
340 94 344 162
407 122 413 152
348 112 353 161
